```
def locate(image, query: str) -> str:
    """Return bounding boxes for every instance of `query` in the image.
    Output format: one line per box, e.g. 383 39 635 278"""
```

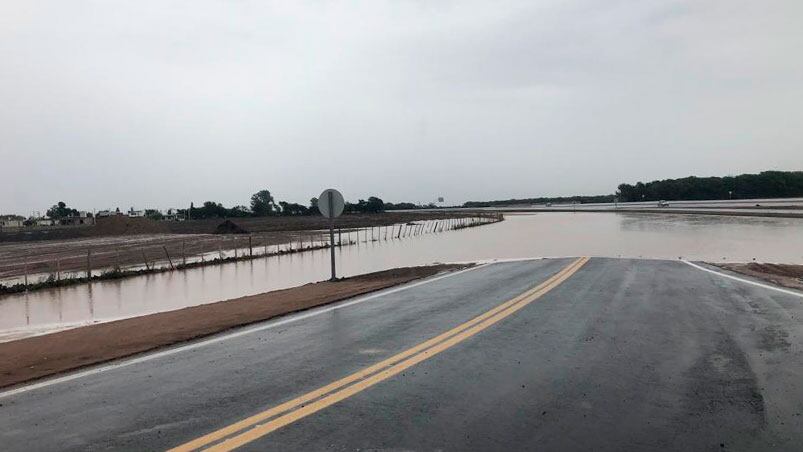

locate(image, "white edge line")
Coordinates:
682 260 803 299
0 263 492 399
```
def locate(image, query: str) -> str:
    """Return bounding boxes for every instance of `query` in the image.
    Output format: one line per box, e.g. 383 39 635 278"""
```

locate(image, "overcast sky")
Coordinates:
2 1 802 214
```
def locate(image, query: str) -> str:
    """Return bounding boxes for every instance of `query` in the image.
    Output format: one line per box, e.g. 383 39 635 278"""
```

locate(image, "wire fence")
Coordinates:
0 214 503 293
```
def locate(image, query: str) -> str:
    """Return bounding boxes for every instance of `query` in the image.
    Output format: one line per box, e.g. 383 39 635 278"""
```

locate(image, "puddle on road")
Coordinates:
2 212 802 341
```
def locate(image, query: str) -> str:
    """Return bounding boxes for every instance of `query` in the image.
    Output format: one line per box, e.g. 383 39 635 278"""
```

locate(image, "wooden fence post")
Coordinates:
163 246 175 270
141 249 150 271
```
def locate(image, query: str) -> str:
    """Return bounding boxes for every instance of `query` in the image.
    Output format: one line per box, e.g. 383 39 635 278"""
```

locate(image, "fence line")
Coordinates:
0 213 503 293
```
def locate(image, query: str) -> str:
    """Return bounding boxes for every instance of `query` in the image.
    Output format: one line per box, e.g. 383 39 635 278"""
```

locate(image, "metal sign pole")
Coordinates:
318 188 344 282
328 194 336 281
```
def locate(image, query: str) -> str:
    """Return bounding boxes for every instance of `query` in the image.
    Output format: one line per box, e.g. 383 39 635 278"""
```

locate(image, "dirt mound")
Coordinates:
94 216 170 236
214 220 249 234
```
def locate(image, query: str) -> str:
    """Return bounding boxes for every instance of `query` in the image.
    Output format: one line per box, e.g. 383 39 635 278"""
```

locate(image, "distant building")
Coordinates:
163 208 184 221
60 211 94 226
0 217 23 228
129 210 146 218
36 217 55 227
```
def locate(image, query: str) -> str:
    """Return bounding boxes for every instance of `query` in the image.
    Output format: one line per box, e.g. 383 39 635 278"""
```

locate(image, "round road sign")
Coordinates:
318 188 345 219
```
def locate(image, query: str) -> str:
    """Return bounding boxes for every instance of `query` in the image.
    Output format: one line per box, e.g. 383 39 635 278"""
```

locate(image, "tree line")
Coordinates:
462 170 803 206
187 190 428 220
463 195 615 208
9 192 432 224
616 171 803 202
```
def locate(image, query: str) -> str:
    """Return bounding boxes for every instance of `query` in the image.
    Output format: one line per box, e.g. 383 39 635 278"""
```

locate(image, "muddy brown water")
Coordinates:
2 212 802 341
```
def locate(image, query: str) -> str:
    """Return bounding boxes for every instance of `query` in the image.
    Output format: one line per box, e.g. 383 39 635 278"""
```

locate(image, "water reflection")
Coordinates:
2 212 802 341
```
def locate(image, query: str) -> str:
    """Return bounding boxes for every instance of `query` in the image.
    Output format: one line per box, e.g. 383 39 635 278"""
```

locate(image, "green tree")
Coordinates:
365 196 385 213
345 196 385 214
250 190 276 216
46 201 78 219
145 209 164 220
615 171 803 202
279 202 309 216
228 205 251 217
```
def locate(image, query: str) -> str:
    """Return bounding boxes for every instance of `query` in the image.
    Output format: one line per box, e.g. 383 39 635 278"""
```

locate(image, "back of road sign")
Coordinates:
319 189 345 219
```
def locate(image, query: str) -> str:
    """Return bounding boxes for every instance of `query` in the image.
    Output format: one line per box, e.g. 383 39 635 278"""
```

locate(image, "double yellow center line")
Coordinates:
170 257 589 451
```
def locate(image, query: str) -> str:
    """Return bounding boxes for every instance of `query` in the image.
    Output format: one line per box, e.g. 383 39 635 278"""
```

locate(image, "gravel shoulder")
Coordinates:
712 262 803 291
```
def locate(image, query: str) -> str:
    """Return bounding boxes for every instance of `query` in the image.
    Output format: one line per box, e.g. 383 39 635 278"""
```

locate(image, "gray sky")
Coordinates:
2 0 802 214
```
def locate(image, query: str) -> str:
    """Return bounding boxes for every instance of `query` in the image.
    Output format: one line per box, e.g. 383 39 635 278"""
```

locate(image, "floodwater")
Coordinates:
2 212 802 341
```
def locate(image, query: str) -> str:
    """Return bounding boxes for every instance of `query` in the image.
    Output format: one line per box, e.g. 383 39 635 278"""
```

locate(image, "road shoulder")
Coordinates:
0 264 470 390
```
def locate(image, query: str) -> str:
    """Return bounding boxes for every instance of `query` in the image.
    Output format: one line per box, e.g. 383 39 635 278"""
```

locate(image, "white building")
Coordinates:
163 208 184 221
0 218 23 228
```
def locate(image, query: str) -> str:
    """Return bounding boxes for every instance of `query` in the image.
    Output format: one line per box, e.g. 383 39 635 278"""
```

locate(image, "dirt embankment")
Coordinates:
167 211 484 235
93 216 171 235
712 263 803 291
0 212 486 243
0 216 172 242
0 264 470 390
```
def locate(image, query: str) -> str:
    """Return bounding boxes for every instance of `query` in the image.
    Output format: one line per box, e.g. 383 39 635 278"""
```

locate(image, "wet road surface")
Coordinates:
1 258 801 451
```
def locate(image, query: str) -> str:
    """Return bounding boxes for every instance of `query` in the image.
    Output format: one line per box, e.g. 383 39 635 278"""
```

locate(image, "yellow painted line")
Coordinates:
169 257 589 452
170 257 584 452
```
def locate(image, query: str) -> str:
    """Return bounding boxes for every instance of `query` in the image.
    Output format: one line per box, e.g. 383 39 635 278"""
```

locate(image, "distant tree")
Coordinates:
250 190 276 216
193 201 228 219
385 202 418 210
615 171 803 202
308 197 319 215
227 205 251 217
344 196 385 214
145 209 163 220
463 194 615 208
279 202 309 216
46 201 78 219
364 196 384 213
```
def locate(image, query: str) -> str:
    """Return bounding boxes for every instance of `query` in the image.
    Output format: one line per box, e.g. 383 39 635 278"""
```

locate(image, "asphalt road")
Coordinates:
1 258 801 451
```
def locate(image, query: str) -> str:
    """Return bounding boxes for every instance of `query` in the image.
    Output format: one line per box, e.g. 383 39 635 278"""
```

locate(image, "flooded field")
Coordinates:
2 212 802 341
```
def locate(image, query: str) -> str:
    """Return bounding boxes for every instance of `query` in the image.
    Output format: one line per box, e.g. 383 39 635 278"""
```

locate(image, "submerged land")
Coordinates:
0 211 493 288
